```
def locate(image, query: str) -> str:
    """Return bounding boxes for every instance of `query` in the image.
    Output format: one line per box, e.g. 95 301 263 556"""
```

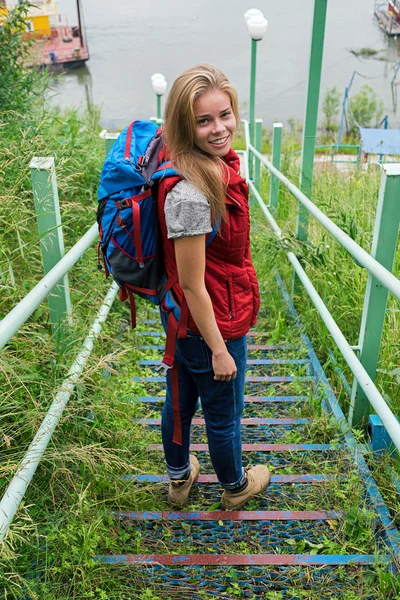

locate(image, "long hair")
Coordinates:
163 64 240 222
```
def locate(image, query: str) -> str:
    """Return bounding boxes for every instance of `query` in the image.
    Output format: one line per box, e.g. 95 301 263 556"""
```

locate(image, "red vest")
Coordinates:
157 148 260 339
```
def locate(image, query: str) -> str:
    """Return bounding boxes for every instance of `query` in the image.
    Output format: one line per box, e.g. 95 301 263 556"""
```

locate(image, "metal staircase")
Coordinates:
95 278 399 599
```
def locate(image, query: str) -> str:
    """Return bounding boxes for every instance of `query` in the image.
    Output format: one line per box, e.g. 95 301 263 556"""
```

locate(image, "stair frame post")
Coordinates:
105 133 119 155
269 122 283 212
254 119 263 192
349 164 400 428
30 157 72 335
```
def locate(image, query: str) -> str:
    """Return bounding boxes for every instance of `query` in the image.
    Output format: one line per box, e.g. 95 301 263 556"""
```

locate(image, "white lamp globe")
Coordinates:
151 73 166 83
152 77 168 96
244 8 263 24
247 14 268 40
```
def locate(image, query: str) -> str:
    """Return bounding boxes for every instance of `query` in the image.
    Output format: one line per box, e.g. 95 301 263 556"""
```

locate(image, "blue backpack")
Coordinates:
97 120 176 327
97 119 219 328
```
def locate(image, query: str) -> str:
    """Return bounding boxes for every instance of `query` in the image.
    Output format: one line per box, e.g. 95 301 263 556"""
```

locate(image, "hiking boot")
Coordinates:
221 465 271 510
168 455 200 507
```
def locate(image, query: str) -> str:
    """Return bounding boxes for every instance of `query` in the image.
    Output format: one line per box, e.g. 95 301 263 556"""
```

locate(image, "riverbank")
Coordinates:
51 0 400 129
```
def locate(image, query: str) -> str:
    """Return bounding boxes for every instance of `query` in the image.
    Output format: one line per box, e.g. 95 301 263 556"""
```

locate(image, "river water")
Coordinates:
50 0 400 130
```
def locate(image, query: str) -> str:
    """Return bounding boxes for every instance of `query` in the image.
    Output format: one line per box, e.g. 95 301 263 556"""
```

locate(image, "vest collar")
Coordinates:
221 148 246 186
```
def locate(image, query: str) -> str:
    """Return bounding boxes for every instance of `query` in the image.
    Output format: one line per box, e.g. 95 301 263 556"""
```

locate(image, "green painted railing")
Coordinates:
0 141 119 541
243 118 400 451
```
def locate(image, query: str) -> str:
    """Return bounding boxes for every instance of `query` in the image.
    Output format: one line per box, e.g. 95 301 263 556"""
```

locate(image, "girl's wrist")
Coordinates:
212 345 228 358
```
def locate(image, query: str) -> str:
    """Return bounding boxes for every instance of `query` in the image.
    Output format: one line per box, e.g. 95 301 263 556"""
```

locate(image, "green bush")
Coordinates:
321 85 341 140
349 84 384 133
0 0 47 115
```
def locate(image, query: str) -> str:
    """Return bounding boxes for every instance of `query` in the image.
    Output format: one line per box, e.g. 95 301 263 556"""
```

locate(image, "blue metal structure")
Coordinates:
359 127 400 156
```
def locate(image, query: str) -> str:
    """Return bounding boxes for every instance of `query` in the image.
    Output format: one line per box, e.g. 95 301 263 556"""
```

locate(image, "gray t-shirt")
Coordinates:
164 180 212 239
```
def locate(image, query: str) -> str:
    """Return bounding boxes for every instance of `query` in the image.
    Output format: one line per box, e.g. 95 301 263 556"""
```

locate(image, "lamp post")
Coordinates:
244 9 268 179
151 73 167 121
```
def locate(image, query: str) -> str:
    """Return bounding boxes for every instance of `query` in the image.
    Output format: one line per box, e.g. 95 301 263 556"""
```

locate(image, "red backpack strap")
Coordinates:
124 121 135 160
155 308 183 446
178 295 189 340
165 271 179 291
163 309 179 368
125 287 137 329
131 200 144 267
118 287 128 301
170 365 182 446
155 271 189 446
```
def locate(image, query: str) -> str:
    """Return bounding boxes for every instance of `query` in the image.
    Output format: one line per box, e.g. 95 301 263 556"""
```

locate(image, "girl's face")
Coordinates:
193 89 236 157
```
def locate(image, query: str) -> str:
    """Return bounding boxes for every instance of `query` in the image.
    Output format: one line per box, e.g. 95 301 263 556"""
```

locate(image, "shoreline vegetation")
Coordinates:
1 3 400 598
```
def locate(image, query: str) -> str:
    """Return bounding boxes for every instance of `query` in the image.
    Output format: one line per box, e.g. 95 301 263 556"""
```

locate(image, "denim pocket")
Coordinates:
176 336 212 372
225 335 248 370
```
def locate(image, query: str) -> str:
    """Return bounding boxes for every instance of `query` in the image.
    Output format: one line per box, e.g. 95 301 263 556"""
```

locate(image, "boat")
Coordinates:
0 0 89 69
374 0 400 36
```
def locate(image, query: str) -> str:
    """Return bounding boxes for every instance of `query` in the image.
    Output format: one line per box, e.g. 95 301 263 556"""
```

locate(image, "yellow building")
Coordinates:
0 0 56 37
0 1 8 21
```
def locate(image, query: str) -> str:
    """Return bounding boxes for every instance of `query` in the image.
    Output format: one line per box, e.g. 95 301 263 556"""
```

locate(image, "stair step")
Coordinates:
95 553 390 566
125 473 340 484
122 474 353 511
134 395 308 403
136 332 165 337
131 395 310 419
112 510 344 520
133 417 310 426
139 359 309 367
109 510 349 552
136 331 290 339
138 344 302 352
133 376 313 383
148 443 343 452
132 417 313 444
136 416 315 443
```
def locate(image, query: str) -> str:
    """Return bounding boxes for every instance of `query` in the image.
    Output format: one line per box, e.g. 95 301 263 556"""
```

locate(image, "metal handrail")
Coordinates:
242 120 400 302
0 223 99 351
248 179 400 452
0 281 118 540
242 121 400 452
0 222 119 541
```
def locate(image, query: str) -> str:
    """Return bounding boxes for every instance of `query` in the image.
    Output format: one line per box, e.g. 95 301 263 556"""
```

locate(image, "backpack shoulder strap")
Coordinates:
152 160 178 181
206 215 221 247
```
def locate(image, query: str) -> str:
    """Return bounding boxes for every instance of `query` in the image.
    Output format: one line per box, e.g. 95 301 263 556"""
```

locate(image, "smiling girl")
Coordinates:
157 64 270 510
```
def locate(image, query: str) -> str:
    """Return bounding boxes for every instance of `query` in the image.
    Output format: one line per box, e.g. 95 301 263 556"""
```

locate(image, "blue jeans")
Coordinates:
160 310 247 490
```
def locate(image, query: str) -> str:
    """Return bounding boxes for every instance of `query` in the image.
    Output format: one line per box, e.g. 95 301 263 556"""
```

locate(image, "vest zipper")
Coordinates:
226 279 234 320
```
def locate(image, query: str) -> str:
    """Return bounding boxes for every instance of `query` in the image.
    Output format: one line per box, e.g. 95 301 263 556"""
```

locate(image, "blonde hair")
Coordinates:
163 64 240 221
